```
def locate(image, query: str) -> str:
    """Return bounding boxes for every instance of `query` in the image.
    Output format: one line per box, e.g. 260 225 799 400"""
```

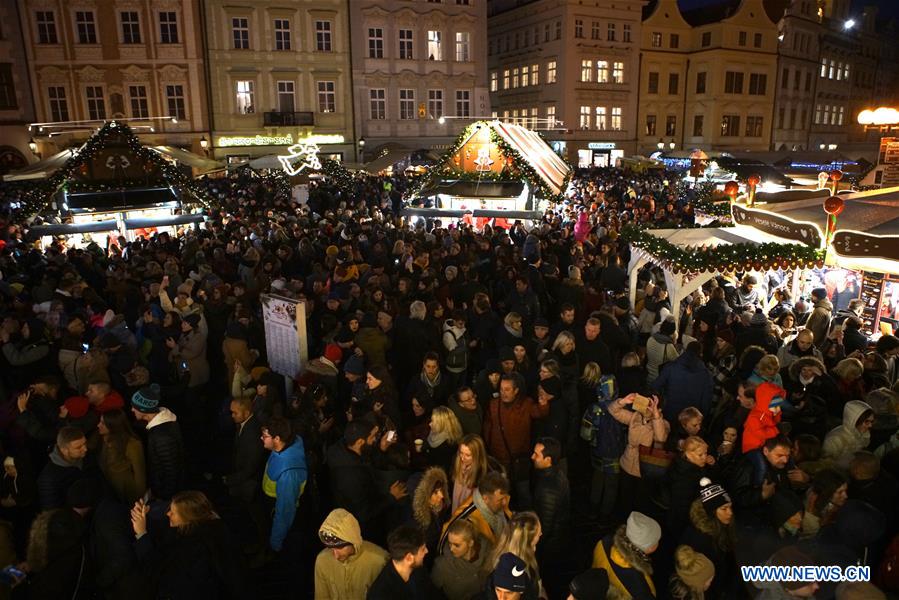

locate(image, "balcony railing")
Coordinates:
263 111 315 126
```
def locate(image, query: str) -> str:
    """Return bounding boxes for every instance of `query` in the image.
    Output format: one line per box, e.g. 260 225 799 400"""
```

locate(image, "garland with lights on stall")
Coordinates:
14 120 213 222
320 158 354 195
407 122 572 201
679 180 732 219
620 224 824 274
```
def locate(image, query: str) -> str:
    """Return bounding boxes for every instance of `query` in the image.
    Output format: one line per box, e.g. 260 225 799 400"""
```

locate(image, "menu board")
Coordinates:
859 272 885 336
261 294 308 378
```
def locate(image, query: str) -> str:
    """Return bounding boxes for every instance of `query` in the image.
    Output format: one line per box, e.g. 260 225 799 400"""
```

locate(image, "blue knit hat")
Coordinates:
131 384 161 413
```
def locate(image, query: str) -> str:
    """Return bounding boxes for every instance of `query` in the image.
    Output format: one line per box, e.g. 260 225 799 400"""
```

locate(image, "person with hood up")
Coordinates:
805 288 833 349
431 518 488 600
742 382 787 469
822 400 874 464
315 508 389 600
645 318 680 384
260 416 307 553
130 384 184 501
442 310 469 390
653 341 714 421
592 511 662 599
408 466 449 561
1 316 51 390
355 312 391 369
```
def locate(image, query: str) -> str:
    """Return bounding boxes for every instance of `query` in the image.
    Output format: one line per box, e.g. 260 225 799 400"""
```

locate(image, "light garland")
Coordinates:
278 140 321 176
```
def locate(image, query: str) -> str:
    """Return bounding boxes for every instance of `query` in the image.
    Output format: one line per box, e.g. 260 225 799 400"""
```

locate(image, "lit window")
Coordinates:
317 81 335 112
595 106 607 129
579 106 590 129
611 107 622 130
369 89 386 120
428 30 442 60
547 61 556 83
612 62 624 83
581 60 593 82
455 32 470 62
235 80 254 114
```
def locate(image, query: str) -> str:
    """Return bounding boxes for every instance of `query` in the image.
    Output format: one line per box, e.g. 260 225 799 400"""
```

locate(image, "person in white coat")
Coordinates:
822 400 874 465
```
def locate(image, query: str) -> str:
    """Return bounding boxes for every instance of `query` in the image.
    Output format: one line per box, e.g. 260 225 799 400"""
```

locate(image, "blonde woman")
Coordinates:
426 406 464 473
451 434 489 512
548 331 579 383
485 511 544 598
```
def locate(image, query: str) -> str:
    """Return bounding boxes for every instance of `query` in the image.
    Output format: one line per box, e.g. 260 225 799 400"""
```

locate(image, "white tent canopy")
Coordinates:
2 150 76 181
628 225 806 329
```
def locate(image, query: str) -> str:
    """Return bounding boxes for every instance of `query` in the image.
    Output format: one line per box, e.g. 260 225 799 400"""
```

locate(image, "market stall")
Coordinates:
404 120 571 227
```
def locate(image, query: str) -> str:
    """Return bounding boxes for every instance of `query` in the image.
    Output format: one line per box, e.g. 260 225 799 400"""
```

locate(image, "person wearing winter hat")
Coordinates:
806 288 834 349
567 568 609 600
681 479 736 598
753 545 819 598
131 385 184 500
592 511 661 598
167 311 209 388
474 359 503 409
486 552 536 600
669 545 715 599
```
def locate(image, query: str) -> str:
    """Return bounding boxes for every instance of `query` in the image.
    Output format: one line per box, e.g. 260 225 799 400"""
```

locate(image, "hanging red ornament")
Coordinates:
828 169 843 182
823 195 844 216
724 180 740 201
506 156 514 166
79 164 88 175
752 261 762 271
747 174 762 187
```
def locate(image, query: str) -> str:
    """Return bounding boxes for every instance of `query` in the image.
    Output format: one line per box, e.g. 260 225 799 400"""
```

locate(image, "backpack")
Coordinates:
445 330 468 371
580 376 626 460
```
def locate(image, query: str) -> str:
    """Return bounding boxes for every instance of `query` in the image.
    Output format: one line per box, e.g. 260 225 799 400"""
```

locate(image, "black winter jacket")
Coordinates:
327 443 394 534
532 465 571 556
146 415 185 500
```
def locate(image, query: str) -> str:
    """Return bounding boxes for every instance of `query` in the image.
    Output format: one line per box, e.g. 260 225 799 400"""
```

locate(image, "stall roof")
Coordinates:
641 225 797 250
2 150 76 182
419 180 526 198
363 148 412 174
152 146 224 171
492 121 571 195
763 186 899 236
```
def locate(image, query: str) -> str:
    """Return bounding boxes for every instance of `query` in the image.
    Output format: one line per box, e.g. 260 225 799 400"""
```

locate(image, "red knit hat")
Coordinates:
323 343 343 364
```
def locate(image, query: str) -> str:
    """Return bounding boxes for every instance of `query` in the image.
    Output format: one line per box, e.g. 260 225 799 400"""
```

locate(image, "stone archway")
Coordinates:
0 146 27 175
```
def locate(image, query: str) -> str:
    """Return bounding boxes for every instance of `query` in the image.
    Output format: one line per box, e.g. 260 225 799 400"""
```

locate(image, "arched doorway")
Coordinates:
0 146 27 176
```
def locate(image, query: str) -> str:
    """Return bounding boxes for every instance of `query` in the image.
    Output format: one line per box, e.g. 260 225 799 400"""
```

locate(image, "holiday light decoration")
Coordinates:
278 139 321 176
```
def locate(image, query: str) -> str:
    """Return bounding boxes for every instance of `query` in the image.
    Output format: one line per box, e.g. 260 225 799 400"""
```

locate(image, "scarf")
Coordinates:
427 429 448 448
473 488 505 538
421 371 442 389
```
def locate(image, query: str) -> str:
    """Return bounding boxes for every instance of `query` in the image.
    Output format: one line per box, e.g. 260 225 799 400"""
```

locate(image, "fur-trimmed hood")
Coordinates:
613 525 653 575
412 466 448 528
688 498 734 552
788 356 826 380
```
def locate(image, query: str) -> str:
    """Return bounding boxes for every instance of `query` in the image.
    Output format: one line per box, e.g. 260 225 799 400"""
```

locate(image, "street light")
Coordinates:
438 116 446 125
657 139 665 150
199 136 209 154
358 137 366 148
28 138 38 155
669 140 676 150
844 19 855 30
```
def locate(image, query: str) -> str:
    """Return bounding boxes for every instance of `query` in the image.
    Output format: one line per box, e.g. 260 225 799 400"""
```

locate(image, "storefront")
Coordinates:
575 142 625 168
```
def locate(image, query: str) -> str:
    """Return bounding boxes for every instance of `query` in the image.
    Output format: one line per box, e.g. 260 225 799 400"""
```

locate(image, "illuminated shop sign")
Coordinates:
216 134 345 147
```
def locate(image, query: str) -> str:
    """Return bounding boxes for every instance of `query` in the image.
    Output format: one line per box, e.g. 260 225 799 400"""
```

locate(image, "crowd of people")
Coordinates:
0 165 894 600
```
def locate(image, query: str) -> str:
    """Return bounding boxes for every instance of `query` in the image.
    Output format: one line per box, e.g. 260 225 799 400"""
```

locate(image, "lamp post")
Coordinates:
28 138 40 159
669 139 676 150
357 137 366 163
657 139 664 151
199 136 209 156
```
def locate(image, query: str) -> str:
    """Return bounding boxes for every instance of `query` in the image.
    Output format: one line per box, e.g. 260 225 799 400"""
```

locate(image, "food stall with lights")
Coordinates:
12 121 208 248
404 120 572 228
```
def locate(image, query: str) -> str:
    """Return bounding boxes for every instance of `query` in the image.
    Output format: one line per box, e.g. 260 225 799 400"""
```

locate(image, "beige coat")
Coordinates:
609 398 670 477
314 509 388 600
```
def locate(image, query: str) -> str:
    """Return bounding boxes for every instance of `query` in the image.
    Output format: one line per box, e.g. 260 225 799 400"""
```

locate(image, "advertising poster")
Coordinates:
261 294 307 378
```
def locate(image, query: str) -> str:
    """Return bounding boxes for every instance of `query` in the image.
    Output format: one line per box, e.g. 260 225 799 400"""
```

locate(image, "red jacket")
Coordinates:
483 396 549 464
64 391 125 419
742 383 785 453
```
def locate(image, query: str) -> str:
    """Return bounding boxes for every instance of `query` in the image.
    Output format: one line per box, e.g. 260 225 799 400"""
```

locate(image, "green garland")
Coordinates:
681 180 732 218
621 224 824 274
16 121 212 221
320 158 354 194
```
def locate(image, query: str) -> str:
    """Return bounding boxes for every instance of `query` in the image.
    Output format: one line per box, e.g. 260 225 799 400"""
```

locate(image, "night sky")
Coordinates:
677 0 899 21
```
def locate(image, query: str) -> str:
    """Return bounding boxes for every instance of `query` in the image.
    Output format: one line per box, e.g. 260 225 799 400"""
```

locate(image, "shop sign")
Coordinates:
217 133 345 148
832 230 899 262
732 204 822 248
588 142 616 150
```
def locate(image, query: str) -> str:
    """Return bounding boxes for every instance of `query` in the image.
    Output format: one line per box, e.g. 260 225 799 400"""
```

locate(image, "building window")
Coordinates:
36 11 58 44
843 64 849 80
546 105 556 126
368 28 383 58
597 61 609 83
607 23 616 41
745 115 763 137
778 107 785 128
648 72 659 94
427 89 443 118
503 69 510 89
521 65 530 86
574 19 583 38
782 67 789 89
232 17 249 49
276 81 295 112
595 106 607 130
670 34 679 48
666 115 676 136
645 114 657 136
317 81 335 112
427 30 441 60
512 67 519 88
455 90 470 117
738 31 746 46
86 86 106 120
399 29 413 59
369 88 386 120
159 12 179 44
837 106 845 125
814 104 822 124
801 108 807 128
315 20 332 52
805 72 811 91
721 114 740 137
693 115 704 136
591 21 600 40
820 59 827 78
724 71 743 94
580 60 593 82
748 73 767 95
651 32 661 48
48 86 68 121
623 24 631 42
789 108 796 129
612 62 623 83
531 64 539 86
555 20 561 40
128 85 148 119
75 11 97 44
579 106 590 129
668 73 679 95
274 19 290 50
754 32 762 47
166 85 185 119
457 0 470 4
547 60 556 83
490 72 498 92
701 31 711 47
0 64 16 110
455 32 470 62
399 89 415 120
543 23 550 42
235 80 254 113
121 11 141 44
696 72 707 94
611 107 622 130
